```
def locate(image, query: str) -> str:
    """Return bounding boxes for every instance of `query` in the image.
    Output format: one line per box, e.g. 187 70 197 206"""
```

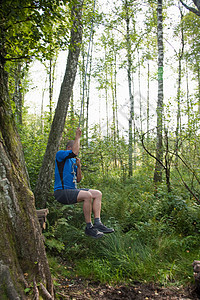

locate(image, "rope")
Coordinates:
78 0 96 127
72 161 77 188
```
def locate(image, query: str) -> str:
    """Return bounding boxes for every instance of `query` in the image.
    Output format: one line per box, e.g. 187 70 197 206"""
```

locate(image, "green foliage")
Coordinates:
1 0 71 62
19 114 200 286
48 255 74 279
44 166 200 285
19 113 200 287
19 113 50 190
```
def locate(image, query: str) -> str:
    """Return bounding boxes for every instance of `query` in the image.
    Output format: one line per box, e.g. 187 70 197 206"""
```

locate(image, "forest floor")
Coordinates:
55 277 200 299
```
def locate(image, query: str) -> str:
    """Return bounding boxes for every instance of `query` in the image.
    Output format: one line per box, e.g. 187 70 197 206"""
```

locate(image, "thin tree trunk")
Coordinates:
86 40 93 145
34 0 83 208
110 51 117 165
186 58 190 126
125 0 134 177
105 48 109 137
41 76 47 134
147 59 150 141
49 56 56 123
197 63 200 114
153 0 164 183
138 50 143 133
175 54 182 163
175 5 184 163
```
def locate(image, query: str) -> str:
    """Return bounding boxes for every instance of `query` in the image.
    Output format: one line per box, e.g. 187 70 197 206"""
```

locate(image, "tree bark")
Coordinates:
13 63 23 125
34 0 83 208
147 59 150 141
197 63 200 114
153 0 164 183
0 61 54 298
175 5 184 164
124 0 134 177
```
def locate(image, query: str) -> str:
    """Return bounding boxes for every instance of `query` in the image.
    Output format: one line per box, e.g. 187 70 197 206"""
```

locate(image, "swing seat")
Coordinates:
36 209 49 230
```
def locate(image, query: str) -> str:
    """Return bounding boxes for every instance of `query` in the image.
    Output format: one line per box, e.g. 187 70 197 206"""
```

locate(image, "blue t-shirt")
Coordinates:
54 150 77 191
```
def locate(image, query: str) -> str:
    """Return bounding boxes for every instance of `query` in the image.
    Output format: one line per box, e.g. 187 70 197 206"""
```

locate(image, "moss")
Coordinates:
0 65 54 297
0 261 22 299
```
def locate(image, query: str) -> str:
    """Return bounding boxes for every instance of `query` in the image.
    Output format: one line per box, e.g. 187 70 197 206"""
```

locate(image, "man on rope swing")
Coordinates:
54 127 114 239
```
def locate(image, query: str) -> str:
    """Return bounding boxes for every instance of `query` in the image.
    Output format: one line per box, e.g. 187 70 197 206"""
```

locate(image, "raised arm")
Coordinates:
72 127 82 155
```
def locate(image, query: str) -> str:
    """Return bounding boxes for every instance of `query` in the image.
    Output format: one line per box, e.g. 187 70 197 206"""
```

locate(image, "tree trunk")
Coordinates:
125 0 134 177
147 59 150 141
34 0 83 208
110 50 117 166
0 61 54 298
197 63 200 115
13 63 23 125
153 0 164 184
137 50 143 133
175 5 184 164
86 39 93 146
49 55 56 123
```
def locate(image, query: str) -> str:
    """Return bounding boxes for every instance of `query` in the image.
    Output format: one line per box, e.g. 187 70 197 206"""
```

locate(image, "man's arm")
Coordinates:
76 158 82 182
72 127 81 155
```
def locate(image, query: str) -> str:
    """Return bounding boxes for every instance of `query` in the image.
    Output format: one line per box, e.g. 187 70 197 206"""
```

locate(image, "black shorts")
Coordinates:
54 188 89 205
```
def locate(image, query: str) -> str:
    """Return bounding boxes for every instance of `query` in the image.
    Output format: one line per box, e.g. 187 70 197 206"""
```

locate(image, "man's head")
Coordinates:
66 140 74 150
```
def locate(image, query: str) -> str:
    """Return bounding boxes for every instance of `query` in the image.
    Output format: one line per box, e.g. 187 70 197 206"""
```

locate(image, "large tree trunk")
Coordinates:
153 0 164 184
34 0 83 208
0 62 54 298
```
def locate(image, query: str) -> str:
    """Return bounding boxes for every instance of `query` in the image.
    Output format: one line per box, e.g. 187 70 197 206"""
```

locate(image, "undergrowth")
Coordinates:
46 167 200 287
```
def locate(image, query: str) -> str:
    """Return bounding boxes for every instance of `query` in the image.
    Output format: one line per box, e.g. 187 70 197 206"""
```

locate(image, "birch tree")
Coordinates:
175 5 185 161
154 0 164 183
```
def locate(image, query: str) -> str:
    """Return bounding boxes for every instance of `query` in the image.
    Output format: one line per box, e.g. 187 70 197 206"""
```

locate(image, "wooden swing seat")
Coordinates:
36 209 49 230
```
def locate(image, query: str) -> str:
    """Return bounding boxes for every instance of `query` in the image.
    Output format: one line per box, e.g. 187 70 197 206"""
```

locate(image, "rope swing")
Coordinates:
78 0 96 127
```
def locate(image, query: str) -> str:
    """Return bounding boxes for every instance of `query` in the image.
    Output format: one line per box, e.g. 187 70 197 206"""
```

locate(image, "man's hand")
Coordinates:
76 157 82 182
76 157 81 167
72 128 81 156
76 127 82 138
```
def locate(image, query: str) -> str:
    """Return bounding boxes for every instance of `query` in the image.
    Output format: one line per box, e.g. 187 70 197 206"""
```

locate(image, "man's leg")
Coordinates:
77 189 114 236
87 189 114 234
77 190 104 239
88 189 102 219
77 190 93 223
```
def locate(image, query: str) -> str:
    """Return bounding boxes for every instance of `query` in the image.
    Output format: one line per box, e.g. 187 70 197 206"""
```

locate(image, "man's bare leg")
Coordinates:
88 189 102 219
77 190 92 223
77 189 114 235
77 190 104 239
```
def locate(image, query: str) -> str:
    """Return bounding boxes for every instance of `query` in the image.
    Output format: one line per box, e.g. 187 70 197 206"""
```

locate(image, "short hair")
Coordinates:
66 140 74 149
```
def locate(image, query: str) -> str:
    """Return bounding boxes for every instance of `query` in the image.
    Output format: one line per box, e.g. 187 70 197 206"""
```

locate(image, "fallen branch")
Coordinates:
56 291 67 297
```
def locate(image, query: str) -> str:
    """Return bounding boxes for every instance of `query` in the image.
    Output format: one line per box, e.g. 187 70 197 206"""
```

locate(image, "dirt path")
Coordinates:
55 278 199 299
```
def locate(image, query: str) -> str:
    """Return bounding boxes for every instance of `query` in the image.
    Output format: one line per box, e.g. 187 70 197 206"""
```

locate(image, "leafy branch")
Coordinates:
179 0 200 17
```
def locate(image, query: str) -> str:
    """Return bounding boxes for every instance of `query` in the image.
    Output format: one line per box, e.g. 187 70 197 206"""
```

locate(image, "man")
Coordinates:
54 127 114 239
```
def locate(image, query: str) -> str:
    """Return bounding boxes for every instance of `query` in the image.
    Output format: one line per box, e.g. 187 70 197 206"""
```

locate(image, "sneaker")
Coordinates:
93 222 114 234
85 226 104 239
